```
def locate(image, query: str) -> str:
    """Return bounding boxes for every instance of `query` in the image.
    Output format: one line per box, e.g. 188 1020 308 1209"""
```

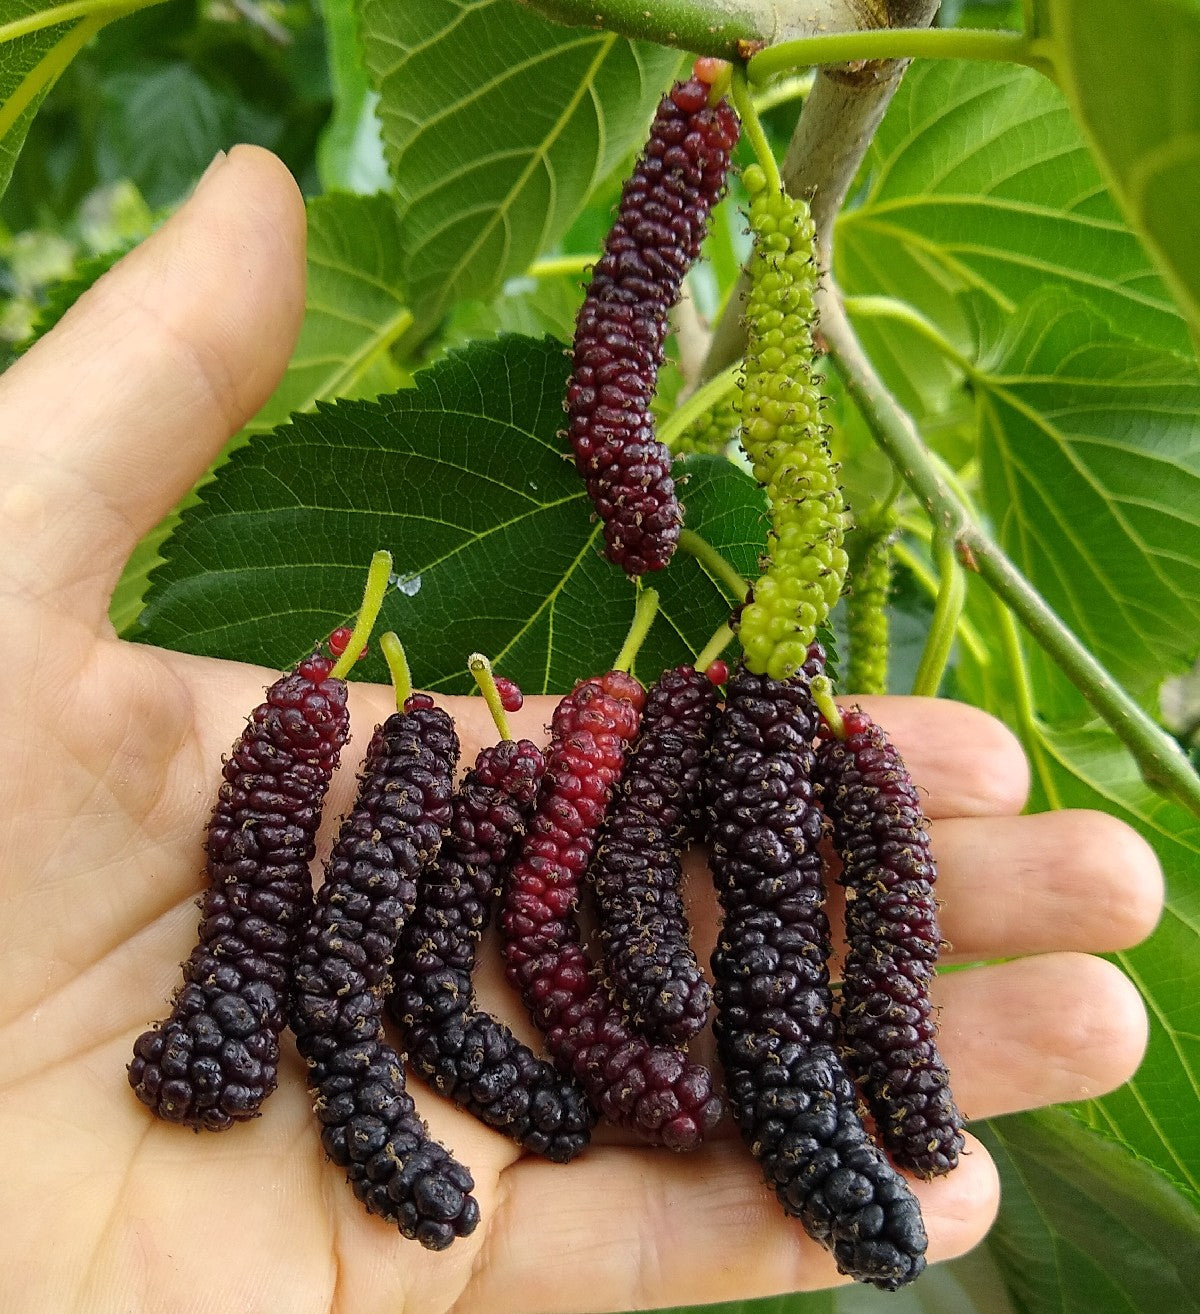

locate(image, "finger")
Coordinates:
840 695 1030 817
932 809 1164 960
936 952 1148 1119
0 145 306 621
468 1134 998 1314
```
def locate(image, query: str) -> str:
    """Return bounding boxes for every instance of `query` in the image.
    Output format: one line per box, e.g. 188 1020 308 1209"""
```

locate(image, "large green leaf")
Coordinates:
836 60 1193 419
978 1109 1200 1312
135 335 763 690
1027 722 1200 1204
954 582 1200 1205
1036 0 1200 345
973 291 1200 697
0 1 164 200
358 0 679 316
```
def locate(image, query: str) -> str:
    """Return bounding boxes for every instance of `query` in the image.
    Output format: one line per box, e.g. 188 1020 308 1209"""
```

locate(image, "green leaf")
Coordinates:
978 1108 1200 1313
1024 721 1200 1204
135 335 763 690
112 190 412 631
0 1 162 201
974 291 1200 696
836 60 1193 419
358 0 679 316
1036 0 1200 346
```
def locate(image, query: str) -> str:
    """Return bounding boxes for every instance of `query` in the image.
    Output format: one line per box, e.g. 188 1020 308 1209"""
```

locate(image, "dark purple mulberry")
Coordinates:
502 672 724 1148
387 737 596 1163
706 659 928 1290
815 708 964 1179
566 77 739 575
589 664 719 1043
289 696 480 1249
128 652 350 1131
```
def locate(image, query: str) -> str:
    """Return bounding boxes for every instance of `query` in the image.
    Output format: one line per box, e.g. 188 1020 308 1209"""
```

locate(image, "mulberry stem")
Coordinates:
329 549 392 682
730 66 781 193
911 532 965 697
612 586 660 674
468 652 513 741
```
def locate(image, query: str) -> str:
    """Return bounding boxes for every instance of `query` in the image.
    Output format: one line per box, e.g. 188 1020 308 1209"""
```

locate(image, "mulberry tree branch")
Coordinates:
817 284 1200 818
702 0 940 374
511 0 878 59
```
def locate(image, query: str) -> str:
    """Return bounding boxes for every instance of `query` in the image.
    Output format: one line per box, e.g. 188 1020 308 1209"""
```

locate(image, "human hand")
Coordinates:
0 146 1163 1314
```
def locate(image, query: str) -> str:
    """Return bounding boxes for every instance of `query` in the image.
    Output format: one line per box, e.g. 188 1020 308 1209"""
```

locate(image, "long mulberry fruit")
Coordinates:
502 672 723 1148
735 167 849 681
589 663 719 1043
706 657 927 1289
815 708 964 1179
845 523 895 696
388 735 597 1163
128 651 351 1130
566 65 739 575
290 679 480 1249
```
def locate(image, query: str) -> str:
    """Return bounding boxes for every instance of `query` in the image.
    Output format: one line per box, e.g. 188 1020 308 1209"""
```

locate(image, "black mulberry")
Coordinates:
388 737 596 1163
815 708 964 1179
566 73 739 575
502 672 723 1149
589 663 719 1043
128 652 350 1130
289 694 480 1249
706 658 928 1289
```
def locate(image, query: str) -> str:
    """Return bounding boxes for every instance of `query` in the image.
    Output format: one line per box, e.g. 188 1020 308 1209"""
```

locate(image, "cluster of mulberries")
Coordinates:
706 657 929 1290
588 663 719 1043
566 75 739 575
815 709 964 1179
735 167 849 681
672 391 741 457
288 697 480 1250
387 737 596 1163
128 653 350 1131
501 671 724 1149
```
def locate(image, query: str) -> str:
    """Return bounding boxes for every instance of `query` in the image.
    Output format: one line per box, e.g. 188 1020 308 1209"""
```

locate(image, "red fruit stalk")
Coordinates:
588 664 719 1043
289 696 480 1250
388 737 597 1163
565 76 739 575
815 709 964 1179
128 653 350 1130
502 672 723 1148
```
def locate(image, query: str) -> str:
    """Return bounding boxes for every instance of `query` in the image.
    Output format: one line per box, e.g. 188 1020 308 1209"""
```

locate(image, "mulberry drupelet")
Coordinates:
388 736 596 1163
128 652 350 1130
706 655 928 1290
815 708 965 1179
565 68 739 575
589 663 720 1043
289 692 480 1250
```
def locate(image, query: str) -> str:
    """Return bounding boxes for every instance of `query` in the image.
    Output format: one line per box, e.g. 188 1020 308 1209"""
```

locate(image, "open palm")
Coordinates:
0 147 1163 1314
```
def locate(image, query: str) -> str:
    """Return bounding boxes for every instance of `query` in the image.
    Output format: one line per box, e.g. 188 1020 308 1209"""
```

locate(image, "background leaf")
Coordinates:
1038 0 1200 345
835 59 1194 423
358 0 679 316
977 1108 1200 1312
135 335 762 690
314 0 388 193
973 291 1200 698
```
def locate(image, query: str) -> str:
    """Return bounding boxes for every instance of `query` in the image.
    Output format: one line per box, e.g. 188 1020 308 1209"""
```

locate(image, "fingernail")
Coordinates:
193 149 229 193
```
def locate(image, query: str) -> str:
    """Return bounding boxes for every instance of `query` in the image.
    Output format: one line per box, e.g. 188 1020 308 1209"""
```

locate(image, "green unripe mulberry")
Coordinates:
673 393 741 456
736 166 849 681
846 525 895 695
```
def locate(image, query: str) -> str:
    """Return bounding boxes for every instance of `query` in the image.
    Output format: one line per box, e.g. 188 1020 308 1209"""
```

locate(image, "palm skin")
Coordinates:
0 147 1163 1314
